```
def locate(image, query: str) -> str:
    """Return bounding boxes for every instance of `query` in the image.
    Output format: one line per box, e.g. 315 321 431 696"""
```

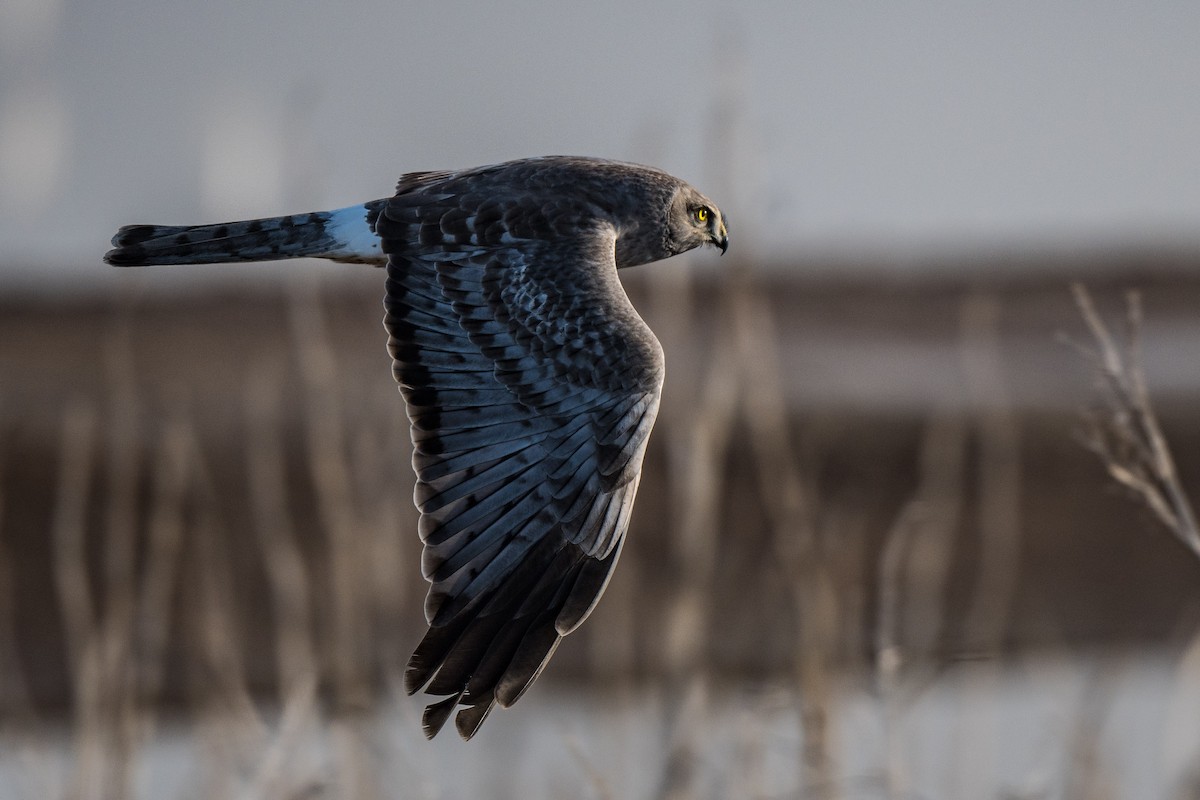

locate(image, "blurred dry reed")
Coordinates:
644 65 864 797
1066 283 1200 555
875 405 966 799
1064 283 1200 800
0 279 416 800
4 267 1200 798
950 294 1023 799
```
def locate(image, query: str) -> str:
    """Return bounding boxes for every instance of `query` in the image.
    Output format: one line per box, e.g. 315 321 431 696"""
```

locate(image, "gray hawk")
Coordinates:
106 155 729 739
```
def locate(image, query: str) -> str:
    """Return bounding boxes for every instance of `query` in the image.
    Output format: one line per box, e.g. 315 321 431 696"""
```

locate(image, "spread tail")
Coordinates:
104 201 387 267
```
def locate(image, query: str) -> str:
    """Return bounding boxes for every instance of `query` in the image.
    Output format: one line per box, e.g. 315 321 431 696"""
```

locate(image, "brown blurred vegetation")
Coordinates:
1 253 1200 797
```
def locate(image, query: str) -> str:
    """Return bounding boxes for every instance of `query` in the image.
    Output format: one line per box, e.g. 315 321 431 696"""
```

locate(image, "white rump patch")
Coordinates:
326 204 384 263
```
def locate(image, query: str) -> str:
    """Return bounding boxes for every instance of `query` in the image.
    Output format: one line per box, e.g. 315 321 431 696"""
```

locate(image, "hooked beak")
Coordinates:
713 221 728 255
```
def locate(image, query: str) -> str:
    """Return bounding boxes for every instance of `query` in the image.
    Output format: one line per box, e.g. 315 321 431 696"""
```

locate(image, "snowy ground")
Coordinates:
5 650 1200 800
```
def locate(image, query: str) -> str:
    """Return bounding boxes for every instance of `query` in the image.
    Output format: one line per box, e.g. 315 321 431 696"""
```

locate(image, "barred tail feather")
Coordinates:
104 202 387 267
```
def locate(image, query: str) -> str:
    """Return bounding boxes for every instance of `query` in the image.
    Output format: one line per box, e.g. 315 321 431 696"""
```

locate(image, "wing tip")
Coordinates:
453 700 494 740
420 692 462 739
417 692 495 741
495 628 562 708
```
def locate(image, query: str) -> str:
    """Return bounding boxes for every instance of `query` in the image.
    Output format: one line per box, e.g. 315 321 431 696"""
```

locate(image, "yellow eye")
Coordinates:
694 207 709 224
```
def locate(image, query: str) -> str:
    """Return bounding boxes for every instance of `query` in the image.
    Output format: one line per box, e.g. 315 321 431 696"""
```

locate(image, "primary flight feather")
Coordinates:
105 155 728 739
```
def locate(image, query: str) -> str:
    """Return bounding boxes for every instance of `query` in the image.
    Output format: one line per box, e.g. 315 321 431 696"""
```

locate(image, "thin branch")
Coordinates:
287 275 369 711
1068 284 1200 558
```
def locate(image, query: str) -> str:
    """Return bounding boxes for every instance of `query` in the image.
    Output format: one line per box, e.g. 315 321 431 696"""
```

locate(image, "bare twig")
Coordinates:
656 319 740 800
182 424 268 776
245 366 318 699
50 403 113 800
52 404 99 701
99 318 143 800
0 420 59 799
959 294 1022 654
287 275 369 712
137 418 192 725
875 412 967 797
287 277 383 800
950 293 1024 799
734 285 838 800
241 676 321 800
1068 284 1200 557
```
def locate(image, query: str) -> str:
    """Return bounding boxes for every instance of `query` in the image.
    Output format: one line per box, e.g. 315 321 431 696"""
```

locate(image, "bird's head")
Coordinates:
668 185 728 257
606 165 728 267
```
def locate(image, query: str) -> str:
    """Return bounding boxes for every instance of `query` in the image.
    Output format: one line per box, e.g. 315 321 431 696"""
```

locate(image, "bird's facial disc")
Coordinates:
689 202 727 255
673 184 727 255
663 186 727 258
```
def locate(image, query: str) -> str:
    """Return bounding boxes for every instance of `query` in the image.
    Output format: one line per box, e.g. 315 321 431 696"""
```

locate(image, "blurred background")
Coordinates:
2 2 1200 798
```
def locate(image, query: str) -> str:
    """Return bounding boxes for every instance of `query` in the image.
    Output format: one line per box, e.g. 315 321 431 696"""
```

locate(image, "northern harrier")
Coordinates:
105 155 729 739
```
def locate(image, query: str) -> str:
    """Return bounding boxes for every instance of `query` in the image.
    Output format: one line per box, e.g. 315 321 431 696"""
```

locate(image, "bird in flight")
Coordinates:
106 155 728 740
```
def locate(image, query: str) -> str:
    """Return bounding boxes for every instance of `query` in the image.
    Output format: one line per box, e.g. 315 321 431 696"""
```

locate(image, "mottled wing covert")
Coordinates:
379 177 664 739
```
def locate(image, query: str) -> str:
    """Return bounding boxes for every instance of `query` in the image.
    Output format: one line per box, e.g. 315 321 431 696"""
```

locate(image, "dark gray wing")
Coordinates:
380 186 664 740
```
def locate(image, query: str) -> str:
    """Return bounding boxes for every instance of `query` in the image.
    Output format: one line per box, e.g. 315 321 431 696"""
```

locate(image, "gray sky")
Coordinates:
2 1 1199 284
